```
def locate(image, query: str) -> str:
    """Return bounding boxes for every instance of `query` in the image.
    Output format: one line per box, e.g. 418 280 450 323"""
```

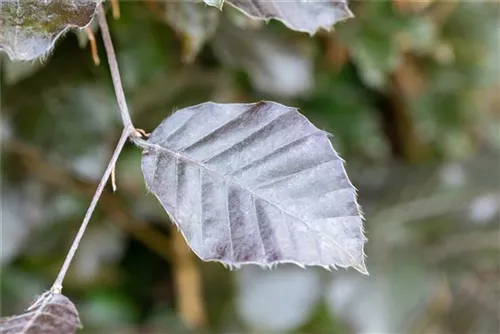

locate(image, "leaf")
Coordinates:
1 56 44 85
0 0 101 61
203 0 224 10
236 265 322 331
140 101 367 272
212 21 314 97
225 0 354 34
0 292 82 334
163 1 219 63
326 258 437 333
0 189 29 265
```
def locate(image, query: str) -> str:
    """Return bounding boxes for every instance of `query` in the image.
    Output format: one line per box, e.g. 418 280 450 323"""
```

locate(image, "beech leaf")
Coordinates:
140 102 367 273
226 0 354 34
0 0 101 61
0 292 81 334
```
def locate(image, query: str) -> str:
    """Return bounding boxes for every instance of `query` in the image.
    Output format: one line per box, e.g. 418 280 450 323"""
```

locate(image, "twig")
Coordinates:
51 128 130 293
45 3 142 293
96 3 134 131
111 0 121 19
85 26 100 66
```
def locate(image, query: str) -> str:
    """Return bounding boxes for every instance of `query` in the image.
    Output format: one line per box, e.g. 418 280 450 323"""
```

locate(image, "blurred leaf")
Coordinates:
1 181 49 265
1 56 44 85
350 31 400 89
326 258 438 333
0 189 30 265
359 153 500 226
236 265 322 332
71 143 108 181
111 3 173 92
204 0 224 10
398 17 438 55
0 0 101 60
226 0 353 34
0 116 12 141
300 68 387 159
212 21 314 97
28 82 117 157
79 291 138 329
73 225 126 283
0 270 47 317
140 101 366 271
0 292 81 334
163 1 219 62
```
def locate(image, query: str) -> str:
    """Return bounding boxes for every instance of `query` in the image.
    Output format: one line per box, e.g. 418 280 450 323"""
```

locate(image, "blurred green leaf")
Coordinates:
212 19 314 97
163 1 219 62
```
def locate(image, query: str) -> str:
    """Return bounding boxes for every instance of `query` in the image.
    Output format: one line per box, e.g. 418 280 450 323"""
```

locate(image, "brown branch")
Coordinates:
4 139 173 263
171 229 207 329
110 0 121 19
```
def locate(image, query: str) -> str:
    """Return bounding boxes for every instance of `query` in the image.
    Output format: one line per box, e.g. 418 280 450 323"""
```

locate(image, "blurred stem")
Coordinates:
4 138 173 264
171 230 208 329
85 26 100 65
372 190 497 227
110 0 120 19
426 230 500 263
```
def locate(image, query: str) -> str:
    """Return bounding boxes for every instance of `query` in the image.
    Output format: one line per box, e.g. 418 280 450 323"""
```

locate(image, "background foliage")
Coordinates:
1 1 499 333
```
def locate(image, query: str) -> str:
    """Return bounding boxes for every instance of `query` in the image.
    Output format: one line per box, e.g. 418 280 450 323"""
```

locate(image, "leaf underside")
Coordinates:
0 293 81 334
141 102 367 273
0 0 101 61
225 0 354 34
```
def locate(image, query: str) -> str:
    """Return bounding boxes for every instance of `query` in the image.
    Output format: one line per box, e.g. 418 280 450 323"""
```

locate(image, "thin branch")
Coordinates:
85 26 100 65
51 128 130 293
172 229 207 329
96 3 133 130
111 0 121 19
47 3 143 293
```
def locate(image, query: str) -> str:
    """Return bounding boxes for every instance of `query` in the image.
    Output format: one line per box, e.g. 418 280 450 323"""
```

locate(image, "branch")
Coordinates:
46 3 141 293
51 128 130 292
96 3 134 131
172 230 207 329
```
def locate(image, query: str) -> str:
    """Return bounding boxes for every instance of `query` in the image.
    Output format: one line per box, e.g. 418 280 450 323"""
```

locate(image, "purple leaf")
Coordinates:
140 101 367 273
